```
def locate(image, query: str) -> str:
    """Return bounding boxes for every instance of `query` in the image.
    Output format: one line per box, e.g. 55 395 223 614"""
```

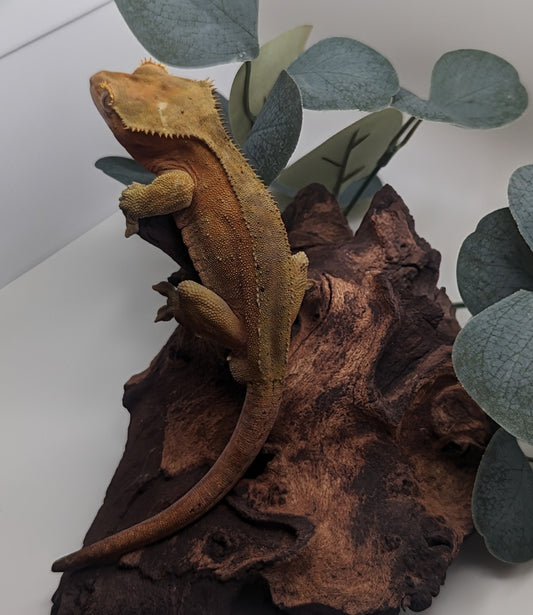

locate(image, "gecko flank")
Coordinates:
52 60 308 572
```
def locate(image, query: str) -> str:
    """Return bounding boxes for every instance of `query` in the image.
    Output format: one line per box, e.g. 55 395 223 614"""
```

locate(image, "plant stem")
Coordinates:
343 166 380 216
332 129 367 196
243 61 256 125
343 116 423 217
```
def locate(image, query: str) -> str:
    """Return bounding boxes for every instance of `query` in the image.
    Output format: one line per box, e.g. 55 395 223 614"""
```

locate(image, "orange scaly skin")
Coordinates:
52 61 308 572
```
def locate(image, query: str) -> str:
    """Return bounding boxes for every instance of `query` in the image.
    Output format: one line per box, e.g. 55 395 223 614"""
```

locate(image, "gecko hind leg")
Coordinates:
153 280 247 352
287 251 310 324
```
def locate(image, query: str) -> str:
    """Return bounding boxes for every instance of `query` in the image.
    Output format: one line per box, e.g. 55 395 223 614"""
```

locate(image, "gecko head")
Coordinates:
90 60 220 148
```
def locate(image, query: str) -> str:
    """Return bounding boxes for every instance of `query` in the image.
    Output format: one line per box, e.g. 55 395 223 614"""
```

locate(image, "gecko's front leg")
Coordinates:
119 169 195 237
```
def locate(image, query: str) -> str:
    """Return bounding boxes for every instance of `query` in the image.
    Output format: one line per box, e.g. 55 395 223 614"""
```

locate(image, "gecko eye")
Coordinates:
102 91 113 107
96 81 114 107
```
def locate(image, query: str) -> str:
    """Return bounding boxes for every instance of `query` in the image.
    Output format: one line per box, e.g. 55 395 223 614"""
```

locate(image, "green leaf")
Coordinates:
229 25 312 145
457 208 533 315
452 289 533 444
287 37 399 110
95 156 155 185
268 181 296 210
270 174 383 216
339 174 383 216
392 49 528 128
508 165 533 250
242 71 302 186
276 109 402 196
473 429 533 563
115 0 259 67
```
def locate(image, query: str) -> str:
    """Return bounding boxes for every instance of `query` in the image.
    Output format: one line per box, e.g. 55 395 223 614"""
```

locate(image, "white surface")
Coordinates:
1 205 532 615
0 2 143 288
0 212 176 614
0 0 111 58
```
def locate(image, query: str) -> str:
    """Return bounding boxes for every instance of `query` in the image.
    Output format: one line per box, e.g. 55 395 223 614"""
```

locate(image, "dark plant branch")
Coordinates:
331 129 369 196
243 61 257 125
343 116 423 216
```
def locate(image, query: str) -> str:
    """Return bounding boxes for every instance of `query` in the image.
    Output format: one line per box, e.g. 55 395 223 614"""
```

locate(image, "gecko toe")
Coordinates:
153 281 176 296
155 304 175 322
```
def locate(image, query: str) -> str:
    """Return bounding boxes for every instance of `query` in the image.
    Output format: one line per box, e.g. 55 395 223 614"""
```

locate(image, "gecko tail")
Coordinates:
52 381 282 572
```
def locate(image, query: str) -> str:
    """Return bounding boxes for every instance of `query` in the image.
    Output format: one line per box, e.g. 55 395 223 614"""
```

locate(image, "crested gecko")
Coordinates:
52 60 308 571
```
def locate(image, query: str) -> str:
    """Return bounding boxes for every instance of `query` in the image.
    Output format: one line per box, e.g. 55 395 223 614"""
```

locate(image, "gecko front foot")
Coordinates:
119 182 145 237
153 281 179 322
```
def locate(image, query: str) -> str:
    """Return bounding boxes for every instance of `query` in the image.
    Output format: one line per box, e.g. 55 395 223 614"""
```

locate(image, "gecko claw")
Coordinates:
153 281 176 296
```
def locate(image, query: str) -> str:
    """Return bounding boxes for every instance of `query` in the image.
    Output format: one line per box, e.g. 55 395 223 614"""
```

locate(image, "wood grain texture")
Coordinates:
52 185 492 615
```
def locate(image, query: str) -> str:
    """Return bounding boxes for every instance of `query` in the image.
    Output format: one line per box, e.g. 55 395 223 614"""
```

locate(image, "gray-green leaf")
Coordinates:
453 289 533 444
276 109 402 196
270 174 383 216
473 429 533 563
340 174 383 218
287 37 399 110
457 208 533 315
95 156 155 185
115 0 259 67
508 165 533 251
229 25 311 145
242 71 302 186
392 49 528 128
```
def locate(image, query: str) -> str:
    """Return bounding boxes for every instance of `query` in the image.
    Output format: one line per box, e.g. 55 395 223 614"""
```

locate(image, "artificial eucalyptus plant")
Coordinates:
453 165 533 563
97 0 531 564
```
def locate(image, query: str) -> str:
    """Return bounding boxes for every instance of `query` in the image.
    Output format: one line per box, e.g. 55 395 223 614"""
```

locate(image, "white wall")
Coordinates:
2 0 533 298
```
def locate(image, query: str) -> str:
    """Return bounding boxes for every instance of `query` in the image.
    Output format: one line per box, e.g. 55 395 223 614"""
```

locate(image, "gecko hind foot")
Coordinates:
153 280 179 322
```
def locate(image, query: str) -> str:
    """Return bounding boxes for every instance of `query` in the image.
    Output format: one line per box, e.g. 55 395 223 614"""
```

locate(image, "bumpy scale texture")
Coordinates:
52 62 308 572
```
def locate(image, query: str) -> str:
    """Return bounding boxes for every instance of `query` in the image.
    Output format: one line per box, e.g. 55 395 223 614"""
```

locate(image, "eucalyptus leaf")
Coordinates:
95 156 155 186
229 25 312 145
508 164 533 250
276 109 402 196
287 37 399 110
457 208 533 315
473 429 533 563
242 71 302 185
452 289 533 444
392 50 528 128
270 174 383 216
115 0 259 67
339 174 383 214
268 181 296 210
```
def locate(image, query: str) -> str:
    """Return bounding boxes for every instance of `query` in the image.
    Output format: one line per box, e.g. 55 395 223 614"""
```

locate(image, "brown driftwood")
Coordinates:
52 185 492 615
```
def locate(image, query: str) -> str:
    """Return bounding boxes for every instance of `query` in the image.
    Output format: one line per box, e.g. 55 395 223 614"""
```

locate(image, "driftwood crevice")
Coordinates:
52 185 492 615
